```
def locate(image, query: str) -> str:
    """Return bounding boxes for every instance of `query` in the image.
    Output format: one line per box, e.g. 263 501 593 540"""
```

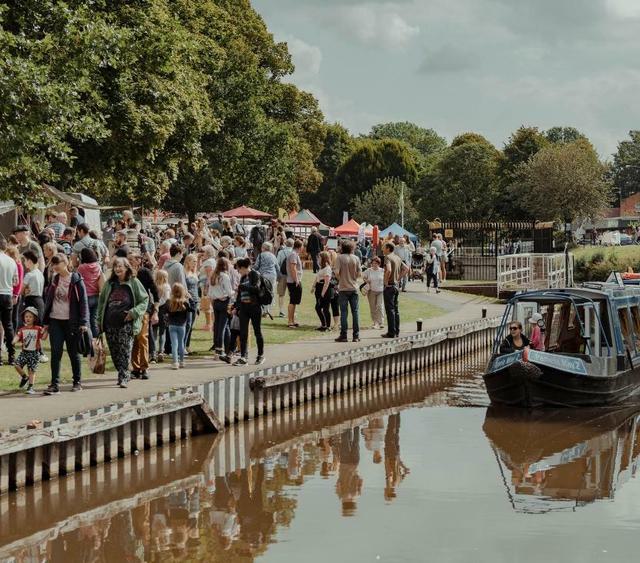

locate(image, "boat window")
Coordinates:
546 304 564 350
618 307 635 353
630 306 640 353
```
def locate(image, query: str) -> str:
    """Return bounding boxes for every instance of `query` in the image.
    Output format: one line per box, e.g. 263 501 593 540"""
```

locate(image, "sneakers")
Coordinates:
172 362 179 370
157 353 165 363
255 355 265 365
18 375 29 389
131 371 141 380
220 354 232 364
335 336 348 343
39 353 49 363
140 371 150 380
26 385 35 395
234 356 248 366
71 383 82 392
118 379 128 388
179 360 185 368
352 337 361 343
44 385 60 396
278 312 286 318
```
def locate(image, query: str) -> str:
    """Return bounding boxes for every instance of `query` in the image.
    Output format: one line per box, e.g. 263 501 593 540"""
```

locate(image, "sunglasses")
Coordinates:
509 326 520 331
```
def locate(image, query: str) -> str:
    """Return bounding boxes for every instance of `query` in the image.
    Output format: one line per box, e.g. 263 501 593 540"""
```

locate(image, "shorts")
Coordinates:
287 282 302 305
277 276 288 297
16 350 40 372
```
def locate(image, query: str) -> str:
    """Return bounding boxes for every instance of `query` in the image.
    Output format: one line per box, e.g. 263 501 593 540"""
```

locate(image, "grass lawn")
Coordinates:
0 291 445 392
572 245 640 262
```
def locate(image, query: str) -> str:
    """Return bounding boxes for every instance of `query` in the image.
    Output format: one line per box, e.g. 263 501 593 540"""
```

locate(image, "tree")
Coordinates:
331 139 418 225
544 126 586 144
417 133 501 221
352 178 417 228
517 139 613 224
368 122 446 170
496 126 549 219
612 130 640 202
301 123 354 224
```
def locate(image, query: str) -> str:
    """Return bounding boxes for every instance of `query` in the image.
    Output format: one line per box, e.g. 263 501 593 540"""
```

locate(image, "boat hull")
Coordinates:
483 359 640 408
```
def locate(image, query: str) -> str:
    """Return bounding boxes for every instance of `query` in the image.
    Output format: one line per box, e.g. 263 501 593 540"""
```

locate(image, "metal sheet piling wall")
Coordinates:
0 317 500 495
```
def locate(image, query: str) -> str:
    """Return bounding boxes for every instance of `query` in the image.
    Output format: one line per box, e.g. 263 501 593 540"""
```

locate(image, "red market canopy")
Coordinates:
222 205 272 219
333 219 373 237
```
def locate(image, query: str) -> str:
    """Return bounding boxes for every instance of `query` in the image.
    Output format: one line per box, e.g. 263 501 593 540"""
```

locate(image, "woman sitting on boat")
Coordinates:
499 321 530 354
528 313 545 351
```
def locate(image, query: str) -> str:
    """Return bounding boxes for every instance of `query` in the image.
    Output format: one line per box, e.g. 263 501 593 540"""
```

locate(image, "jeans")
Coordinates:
383 285 400 336
239 303 264 358
185 307 197 349
311 253 320 273
169 324 186 364
0 295 15 358
213 299 231 354
87 294 99 338
338 291 359 338
315 283 331 328
49 318 81 387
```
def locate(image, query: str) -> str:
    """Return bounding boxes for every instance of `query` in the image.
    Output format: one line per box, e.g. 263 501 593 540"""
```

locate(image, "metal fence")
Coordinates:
497 253 574 296
429 221 555 281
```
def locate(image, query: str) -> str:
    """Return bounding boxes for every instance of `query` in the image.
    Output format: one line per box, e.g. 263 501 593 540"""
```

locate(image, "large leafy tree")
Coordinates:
496 126 549 219
517 139 613 224
330 138 418 225
301 123 354 224
418 133 501 221
544 126 586 144
352 178 417 229
612 130 640 202
368 122 446 171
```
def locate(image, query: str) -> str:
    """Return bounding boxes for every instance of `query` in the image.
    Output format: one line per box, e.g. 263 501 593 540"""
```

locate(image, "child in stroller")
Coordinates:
410 251 425 281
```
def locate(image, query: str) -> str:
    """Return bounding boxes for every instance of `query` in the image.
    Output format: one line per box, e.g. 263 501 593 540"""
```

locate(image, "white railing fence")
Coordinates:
497 253 574 296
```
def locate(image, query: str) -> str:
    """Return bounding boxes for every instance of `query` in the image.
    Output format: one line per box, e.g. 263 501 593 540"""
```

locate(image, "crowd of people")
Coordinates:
0 208 451 395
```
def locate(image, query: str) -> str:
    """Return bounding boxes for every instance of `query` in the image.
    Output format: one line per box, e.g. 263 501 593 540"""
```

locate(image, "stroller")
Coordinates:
410 251 425 281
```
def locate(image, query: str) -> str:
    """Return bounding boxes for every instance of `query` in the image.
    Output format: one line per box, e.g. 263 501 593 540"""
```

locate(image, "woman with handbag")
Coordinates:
208 257 235 363
362 256 385 329
312 251 333 331
96 257 149 388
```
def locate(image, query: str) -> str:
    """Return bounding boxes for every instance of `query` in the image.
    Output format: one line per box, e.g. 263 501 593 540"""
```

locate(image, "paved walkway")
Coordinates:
0 284 504 431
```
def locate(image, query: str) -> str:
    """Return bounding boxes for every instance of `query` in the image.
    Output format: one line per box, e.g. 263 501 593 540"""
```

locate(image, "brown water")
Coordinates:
3 356 640 562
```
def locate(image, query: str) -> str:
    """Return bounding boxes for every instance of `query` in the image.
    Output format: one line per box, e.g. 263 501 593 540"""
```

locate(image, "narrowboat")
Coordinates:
484 274 640 407
483 406 640 513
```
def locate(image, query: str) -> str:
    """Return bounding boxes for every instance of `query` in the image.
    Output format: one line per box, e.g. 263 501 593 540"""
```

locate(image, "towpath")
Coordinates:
0 285 504 431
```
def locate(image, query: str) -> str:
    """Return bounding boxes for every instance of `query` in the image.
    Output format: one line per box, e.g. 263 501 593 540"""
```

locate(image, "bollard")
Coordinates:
482 307 487 319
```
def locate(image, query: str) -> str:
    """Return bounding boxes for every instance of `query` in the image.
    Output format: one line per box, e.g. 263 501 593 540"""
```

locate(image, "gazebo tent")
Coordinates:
287 209 323 225
222 205 272 219
380 222 418 243
334 219 373 237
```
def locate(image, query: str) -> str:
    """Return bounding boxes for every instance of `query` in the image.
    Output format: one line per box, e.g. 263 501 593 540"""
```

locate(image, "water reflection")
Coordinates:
483 406 640 513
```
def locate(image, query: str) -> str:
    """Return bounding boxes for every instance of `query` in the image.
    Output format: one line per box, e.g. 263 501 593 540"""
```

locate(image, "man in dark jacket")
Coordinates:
306 227 323 273
233 258 265 366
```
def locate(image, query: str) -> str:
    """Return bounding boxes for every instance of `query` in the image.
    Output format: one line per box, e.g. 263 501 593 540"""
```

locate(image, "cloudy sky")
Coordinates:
253 0 640 158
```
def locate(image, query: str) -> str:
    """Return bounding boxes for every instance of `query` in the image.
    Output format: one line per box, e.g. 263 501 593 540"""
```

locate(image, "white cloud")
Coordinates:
330 4 420 49
606 0 640 18
285 37 323 80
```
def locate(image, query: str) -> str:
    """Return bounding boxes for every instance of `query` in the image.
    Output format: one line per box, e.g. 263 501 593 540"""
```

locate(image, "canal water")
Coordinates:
2 355 640 562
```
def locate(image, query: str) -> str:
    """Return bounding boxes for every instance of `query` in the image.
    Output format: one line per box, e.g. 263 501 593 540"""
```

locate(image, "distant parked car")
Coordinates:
620 233 634 246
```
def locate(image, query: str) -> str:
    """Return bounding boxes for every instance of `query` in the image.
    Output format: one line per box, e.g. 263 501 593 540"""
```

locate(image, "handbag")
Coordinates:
360 282 370 297
89 336 106 374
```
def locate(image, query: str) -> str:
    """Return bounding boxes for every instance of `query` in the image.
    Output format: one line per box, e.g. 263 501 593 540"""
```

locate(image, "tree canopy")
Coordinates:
612 130 640 202
352 178 417 229
517 139 613 223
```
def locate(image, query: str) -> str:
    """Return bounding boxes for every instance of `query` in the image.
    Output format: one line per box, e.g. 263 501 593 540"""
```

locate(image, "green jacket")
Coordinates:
96 277 149 336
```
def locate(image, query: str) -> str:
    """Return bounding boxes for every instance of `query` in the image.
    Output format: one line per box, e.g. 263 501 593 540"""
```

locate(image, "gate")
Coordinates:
429 221 554 281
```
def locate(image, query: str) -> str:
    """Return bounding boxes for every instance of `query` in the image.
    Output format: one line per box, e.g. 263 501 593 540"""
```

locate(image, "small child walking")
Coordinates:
167 283 194 370
13 307 46 394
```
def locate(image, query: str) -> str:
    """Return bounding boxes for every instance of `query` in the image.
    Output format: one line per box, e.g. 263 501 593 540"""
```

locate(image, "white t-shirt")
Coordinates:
23 269 45 297
364 267 384 293
0 253 17 296
315 265 332 284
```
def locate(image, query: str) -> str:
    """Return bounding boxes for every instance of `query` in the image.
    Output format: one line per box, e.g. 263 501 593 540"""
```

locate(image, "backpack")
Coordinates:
279 253 289 277
258 274 274 306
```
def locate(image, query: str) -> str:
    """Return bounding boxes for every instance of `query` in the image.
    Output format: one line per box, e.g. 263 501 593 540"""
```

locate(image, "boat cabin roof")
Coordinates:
511 284 640 305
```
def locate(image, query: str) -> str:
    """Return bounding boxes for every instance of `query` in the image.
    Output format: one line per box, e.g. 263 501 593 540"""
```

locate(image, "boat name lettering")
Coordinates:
491 352 522 372
527 351 588 375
